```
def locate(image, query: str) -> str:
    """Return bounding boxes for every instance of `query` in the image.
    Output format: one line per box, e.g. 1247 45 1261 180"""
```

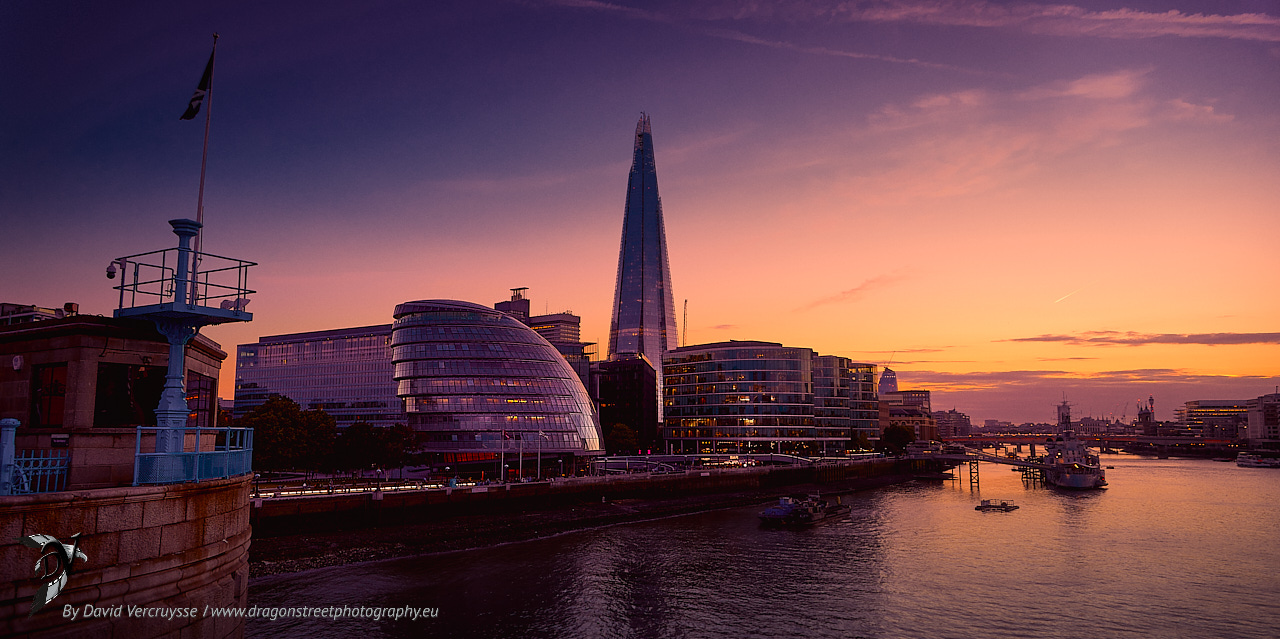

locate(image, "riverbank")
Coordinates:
248 470 917 578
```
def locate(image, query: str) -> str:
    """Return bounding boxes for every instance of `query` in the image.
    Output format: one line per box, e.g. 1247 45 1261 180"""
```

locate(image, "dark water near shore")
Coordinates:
249 456 1280 638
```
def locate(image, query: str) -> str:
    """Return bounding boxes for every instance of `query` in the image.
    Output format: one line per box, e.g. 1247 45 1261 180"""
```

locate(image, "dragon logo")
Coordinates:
18 533 88 617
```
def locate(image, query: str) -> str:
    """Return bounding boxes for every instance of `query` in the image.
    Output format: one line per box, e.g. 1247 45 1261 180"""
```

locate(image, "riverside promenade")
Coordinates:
249 456 927 577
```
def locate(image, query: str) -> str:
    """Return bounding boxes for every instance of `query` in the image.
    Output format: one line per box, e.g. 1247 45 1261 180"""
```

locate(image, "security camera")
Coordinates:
106 262 117 279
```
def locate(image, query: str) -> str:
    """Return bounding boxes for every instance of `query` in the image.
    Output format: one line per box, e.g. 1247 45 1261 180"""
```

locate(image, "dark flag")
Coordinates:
180 49 215 120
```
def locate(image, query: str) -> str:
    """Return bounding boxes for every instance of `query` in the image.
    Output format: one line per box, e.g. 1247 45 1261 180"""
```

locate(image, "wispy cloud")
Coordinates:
892 367 1280 421
1005 331 1280 346
544 0 983 72
707 1 1280 42
799 273 904 310
710 323 737 330
903 367 1280 390
841 68 1230 205
698 25 980 73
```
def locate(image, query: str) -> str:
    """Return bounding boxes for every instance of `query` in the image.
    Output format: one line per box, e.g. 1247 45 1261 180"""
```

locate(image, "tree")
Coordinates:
298 408 337 474
605 423 639 455
330 423 419 477
880 424 916 454
851 431 873 452
237 395 334 474
333 422 383 473
380 424 418 475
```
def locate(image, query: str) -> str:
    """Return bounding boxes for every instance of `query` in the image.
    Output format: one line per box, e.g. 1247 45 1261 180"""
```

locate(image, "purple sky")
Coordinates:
3 1 1278 424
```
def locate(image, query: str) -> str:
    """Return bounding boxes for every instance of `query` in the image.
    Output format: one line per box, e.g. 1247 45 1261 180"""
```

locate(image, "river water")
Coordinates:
248 455 1280 638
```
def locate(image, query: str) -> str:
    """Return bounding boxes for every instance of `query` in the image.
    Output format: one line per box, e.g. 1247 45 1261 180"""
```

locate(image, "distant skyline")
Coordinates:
3 1 1278 424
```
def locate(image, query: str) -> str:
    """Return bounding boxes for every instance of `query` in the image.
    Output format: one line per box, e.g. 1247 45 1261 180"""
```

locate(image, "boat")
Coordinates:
913 472 955 481
975 499 1019 512
1236 453 1280 468
1041 401 1107 489
759 495 850 527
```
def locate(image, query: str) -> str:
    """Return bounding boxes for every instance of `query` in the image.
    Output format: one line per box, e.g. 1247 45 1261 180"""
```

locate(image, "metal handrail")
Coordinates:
134 425 254 485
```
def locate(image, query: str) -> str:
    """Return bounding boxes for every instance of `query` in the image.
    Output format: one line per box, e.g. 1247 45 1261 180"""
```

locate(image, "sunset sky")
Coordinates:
4 0 1278 424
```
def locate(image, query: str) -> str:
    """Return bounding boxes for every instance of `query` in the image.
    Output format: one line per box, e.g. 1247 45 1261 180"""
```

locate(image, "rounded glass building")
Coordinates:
391 300 603 474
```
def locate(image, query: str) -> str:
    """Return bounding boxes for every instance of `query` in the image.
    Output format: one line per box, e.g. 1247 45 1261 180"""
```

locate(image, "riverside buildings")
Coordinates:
662 341 878 456
1244 393 1280 447
391 300 603 473
881 389 938 441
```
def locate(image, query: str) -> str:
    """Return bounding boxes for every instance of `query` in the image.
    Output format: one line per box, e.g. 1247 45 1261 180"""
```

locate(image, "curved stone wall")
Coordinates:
0 475 251 638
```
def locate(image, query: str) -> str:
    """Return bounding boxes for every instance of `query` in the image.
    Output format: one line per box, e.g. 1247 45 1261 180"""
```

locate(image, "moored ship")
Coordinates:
1236 453 1280 468
1042 401 1107 490
759 495 850 527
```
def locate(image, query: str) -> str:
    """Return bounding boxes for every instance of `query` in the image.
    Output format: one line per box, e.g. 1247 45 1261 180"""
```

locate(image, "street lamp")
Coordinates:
557 458 563 478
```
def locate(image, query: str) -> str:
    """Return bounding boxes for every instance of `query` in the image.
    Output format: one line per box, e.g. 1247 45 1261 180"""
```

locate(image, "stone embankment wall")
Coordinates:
253 458 903 537
0 475 251 638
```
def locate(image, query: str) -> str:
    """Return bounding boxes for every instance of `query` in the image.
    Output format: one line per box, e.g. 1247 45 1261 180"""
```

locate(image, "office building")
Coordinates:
495 288 594 387
1177 399 1250 439
879 367 899 394
594 355 659 453
608 115 677 428
392 300 603 473
813 356 881 447
881 389 936 441
234 324 402 428
1244 393 1280 447
662 341 875 456
933 409 972 438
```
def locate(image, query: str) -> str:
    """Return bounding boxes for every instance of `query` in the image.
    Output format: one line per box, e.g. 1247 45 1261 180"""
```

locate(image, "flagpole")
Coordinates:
192 32 218 303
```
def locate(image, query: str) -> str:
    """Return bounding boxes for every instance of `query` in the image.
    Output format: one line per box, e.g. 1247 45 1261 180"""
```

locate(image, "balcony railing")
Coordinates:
134 425 253 485
112 247 255 319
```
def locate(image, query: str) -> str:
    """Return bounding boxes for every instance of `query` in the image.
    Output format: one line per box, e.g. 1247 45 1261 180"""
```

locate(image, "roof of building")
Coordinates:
393 299 499 318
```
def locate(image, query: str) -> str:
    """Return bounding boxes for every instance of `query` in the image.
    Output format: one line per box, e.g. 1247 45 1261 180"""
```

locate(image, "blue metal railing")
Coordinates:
112 247 256 312
7 450 69 495
2 419 71 495
134 425 253 485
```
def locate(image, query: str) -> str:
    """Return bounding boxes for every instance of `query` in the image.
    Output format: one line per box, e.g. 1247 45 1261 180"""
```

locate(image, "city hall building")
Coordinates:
391 300 603 475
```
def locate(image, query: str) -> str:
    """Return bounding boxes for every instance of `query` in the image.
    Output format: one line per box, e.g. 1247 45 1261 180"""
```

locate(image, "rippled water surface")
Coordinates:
249 456 1280 638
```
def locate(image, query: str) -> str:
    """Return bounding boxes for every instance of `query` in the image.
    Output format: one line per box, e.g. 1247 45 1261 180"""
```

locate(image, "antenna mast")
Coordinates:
682 299 687 347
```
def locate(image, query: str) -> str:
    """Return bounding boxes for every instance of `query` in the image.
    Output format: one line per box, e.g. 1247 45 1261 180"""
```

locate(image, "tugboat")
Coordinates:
1042 400 1107 490
759 495 850 527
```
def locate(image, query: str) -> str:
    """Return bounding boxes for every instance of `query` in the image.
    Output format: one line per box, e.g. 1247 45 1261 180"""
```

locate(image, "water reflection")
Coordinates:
250 457 1280 639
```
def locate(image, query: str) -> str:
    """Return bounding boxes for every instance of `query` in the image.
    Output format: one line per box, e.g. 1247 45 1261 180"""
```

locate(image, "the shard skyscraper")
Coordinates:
608 114 678 364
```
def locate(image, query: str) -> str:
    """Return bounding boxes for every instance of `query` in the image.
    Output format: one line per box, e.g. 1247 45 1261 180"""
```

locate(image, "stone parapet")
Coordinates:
1 474 251 638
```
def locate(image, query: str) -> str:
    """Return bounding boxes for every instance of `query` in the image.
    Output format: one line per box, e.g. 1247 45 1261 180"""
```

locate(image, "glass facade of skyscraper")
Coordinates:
663 342 876 456
608 115 677 427
234 324 402 427
392 300 603 466
848 362 881 442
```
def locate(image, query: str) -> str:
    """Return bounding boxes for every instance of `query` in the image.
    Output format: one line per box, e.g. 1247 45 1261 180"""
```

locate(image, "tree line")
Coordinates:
229 395 418 476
